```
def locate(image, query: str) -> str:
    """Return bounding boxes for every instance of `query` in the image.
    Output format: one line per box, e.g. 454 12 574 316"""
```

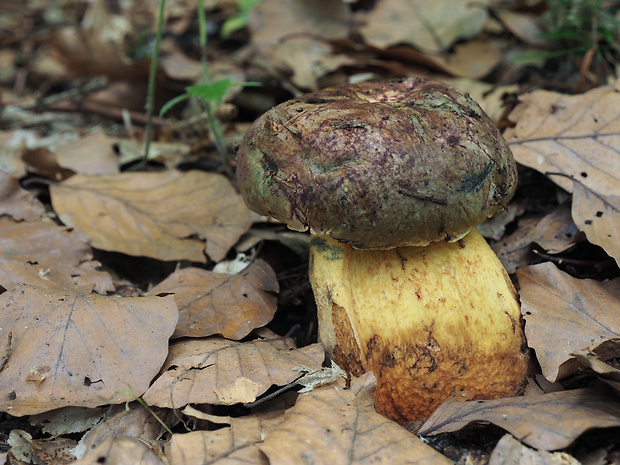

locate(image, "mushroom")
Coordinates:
235 78 529 428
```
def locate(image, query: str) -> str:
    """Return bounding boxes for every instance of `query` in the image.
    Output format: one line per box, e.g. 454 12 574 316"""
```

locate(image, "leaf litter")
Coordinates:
1 0 620 463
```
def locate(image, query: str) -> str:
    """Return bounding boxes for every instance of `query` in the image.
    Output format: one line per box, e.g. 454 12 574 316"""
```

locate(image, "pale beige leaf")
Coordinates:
516 262 620 382
142 337 324 409
260 373 453 465
505 82 620 263
0 218 114 294
0 285 178 416
55 128 118 175
149 260 278 339
73 436 165 465
166 411 283 465
489 434 580 465
50 170 252 262
418 388 620 451
359 0 489 54
0 171 45 221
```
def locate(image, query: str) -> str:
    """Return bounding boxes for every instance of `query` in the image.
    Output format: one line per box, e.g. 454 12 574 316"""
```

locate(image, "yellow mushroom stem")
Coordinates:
309 228 530 429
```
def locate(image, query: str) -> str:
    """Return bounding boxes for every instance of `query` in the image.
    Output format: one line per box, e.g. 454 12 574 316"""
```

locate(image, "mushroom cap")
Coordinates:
235 78 517 248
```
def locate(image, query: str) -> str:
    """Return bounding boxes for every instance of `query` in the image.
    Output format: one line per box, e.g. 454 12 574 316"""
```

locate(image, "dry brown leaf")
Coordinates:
8 429 77 465
0 218 114 294
272 37 354 91
517 262 620 382
142 337 324 409
505 82 620 264
358 0 488 54
260 373 452 465
527 202 580 254
494 10 551 48
418 388 620 451
0 171 45 221
571 182 620 263
383 40 503 79
572 345 620 393
148 260 278 339
491 217 539 274
73 436 165 465
489 434 580 465
55 128 119 176
0 285 178 416
166 409 283 465
50 170 252 263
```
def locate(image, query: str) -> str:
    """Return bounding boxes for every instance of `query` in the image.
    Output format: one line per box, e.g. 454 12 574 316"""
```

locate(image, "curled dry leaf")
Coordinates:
260 373 453 465
418 388 620 451
142 337 324 409
50 170 252 263
517 262 620 382
0 171 45 221
73 436 165 465
0 217 114 294
358 0 489 54
0 285 178 416
505 81 620 264
148 260 279 339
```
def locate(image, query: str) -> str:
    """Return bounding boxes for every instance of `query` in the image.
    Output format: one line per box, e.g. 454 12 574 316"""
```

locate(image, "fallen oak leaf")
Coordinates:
0 285 178 416
148 260 278 339
418 388 620 451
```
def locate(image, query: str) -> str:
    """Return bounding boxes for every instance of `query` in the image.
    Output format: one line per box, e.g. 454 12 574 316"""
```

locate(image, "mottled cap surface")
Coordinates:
235 78 517 248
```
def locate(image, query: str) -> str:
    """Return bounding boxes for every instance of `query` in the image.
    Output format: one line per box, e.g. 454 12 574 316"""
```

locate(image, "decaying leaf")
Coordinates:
418 388 620 451
148 260 278 339
260 373 453 465
142 337 324 409
0 285 178 416
0 218 114 294
505 81 620 264
517 262 620 382
50 170 252 263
